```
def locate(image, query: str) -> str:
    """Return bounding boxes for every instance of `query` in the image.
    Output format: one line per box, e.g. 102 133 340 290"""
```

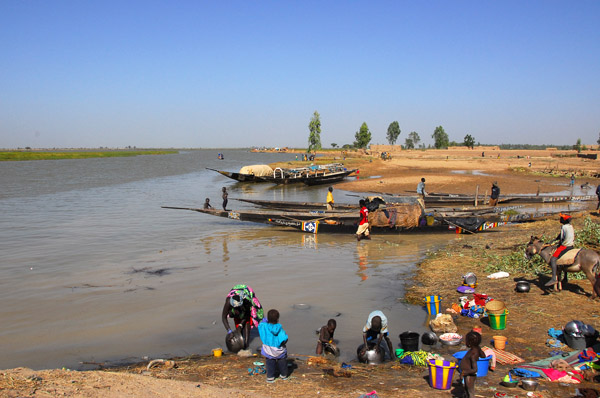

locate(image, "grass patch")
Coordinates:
480 244 548 276
479 217 600 280
575 216 600 249
0 150 178 161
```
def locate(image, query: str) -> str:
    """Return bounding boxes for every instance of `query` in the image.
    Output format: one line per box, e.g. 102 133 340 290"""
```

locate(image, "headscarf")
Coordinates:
559 213 572 222
226 284 264 327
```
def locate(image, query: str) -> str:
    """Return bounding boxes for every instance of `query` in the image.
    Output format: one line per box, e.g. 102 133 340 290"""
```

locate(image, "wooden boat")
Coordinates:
233 197 515 214
160 202 517 234
207 168 264 183
162 202 436 233
208 163 356 185
393 192 596 206
233 198 357 211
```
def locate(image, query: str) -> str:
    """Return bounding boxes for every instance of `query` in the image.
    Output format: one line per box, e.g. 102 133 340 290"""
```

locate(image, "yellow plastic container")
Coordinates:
212 348 223 357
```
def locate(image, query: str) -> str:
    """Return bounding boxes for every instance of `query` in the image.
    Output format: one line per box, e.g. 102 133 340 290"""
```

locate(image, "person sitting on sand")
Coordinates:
316 319 337 355
361 311 393 359
222 284 263 348
356 199 371 241
326 187 334 211
203 198 212 209
258 309 289 383
460 331 486 398
545 213 575 286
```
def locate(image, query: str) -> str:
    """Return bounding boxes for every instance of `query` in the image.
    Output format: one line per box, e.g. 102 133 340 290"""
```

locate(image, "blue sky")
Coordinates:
1 1 599 149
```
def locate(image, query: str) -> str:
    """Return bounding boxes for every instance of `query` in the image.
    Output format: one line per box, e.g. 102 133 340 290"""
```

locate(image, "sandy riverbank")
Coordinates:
3 149 600 397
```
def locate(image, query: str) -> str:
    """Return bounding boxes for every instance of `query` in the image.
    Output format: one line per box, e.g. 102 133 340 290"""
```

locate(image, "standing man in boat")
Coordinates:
489 182 500 206
222 284 264 349
545 213 575 286
326 186 334 210
596 184 600 211
416 178 427 201
222 187 229 210
356 199 371 241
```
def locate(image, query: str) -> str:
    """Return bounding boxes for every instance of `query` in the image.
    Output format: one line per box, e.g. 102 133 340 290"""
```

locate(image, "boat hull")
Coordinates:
208 166 356 185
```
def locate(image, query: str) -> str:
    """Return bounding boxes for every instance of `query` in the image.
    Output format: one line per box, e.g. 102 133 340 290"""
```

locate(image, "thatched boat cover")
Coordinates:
239 165 274 176
368 202 422 228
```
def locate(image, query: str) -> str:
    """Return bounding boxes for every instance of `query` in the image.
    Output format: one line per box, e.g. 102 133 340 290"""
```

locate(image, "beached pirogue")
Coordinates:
162 197 578 234
207 163 357 185
403 192 597 206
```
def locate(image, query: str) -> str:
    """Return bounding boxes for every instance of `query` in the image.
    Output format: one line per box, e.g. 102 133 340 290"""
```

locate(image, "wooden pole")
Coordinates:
475 185 479 207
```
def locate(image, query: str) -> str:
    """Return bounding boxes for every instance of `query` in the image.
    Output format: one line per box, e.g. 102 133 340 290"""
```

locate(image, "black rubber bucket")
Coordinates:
400 331 420 352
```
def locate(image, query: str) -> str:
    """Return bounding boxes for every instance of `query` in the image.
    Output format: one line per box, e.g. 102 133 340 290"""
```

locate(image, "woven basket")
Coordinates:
485 300 506 315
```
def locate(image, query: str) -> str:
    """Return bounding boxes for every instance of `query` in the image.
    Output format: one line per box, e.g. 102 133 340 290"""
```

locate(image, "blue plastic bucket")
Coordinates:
452 351 492 377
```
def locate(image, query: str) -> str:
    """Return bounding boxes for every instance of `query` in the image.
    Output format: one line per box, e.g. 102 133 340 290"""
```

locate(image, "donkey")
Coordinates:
525 236 600 298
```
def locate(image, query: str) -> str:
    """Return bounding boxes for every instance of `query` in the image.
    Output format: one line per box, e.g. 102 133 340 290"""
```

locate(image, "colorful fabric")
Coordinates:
548 328 564 339
511 368 542 378
483 347 497 370
399 351 430 366
542 368 583 383
226 284 263 328
519 350 582 379
553 245 573 259
482 346 525 365
359 206 369 225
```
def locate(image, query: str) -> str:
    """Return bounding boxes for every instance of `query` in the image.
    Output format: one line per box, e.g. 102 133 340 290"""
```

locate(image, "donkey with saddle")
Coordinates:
525 214 600 297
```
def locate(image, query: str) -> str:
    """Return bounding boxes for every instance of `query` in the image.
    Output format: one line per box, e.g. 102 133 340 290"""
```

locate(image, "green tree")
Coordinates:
574 138 582 153
432 126 449 149
386 121 401 145
463 134 475 149
308 111 322 152
408 131 420 148
404 138 414 149
597 132 600 146
331 143 337 148
354 122 372 149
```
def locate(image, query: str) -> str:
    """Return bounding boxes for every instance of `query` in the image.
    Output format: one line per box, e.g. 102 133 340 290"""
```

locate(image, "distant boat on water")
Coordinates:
208 163 357 186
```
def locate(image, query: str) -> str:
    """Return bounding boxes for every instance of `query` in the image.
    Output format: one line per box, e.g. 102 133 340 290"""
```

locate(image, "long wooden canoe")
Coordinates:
161 205 501 234
208 164 357 185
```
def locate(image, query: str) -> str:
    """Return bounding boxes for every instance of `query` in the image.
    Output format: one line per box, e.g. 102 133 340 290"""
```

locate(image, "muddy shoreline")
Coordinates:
3 149 600 397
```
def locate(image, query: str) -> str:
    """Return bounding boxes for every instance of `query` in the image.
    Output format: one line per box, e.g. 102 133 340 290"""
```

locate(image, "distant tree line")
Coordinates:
498 144 575 150
305 111 596 151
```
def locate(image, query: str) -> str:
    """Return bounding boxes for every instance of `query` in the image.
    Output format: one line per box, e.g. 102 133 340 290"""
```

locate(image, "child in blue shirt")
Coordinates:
258 309 289 383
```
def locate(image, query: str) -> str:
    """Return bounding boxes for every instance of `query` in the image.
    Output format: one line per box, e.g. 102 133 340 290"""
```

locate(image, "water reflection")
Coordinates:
302 234 318 249
356 242 369 281
0 149 456 370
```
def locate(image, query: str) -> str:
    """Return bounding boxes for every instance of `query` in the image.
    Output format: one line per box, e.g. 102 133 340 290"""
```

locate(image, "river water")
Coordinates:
0 149 455 370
